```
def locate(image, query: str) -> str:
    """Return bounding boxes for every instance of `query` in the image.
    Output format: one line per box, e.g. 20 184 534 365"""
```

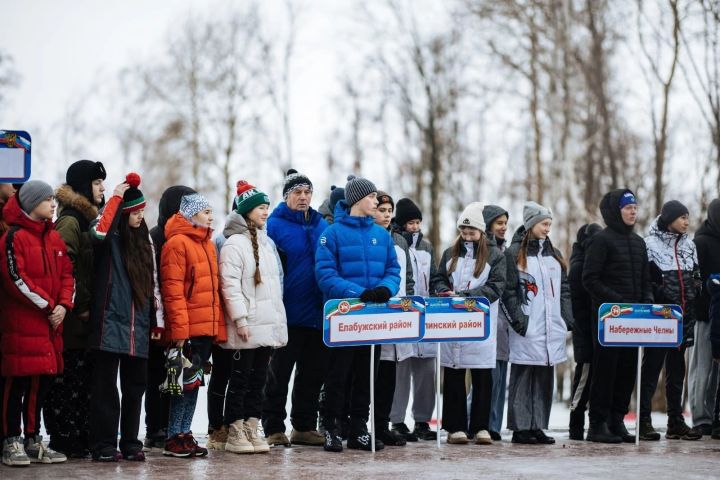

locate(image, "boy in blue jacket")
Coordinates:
315 175 401 452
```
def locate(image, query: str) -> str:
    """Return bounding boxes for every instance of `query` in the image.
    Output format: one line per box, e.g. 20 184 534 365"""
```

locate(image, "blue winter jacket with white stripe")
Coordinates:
267 202 328 329
315 200 401 301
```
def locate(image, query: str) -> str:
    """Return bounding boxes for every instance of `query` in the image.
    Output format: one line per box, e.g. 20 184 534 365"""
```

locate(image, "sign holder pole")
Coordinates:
436 343 442 449
370 344 376 453
635 346 642 446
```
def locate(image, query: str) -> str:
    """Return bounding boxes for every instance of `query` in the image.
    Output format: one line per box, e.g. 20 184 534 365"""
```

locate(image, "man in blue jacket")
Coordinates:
262 169 330 447
315 174 401 452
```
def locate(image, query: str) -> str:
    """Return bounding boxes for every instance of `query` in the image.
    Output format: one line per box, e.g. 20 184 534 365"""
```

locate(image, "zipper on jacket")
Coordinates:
130 302 135 356
186 266 196 300
674 238 687 312
200 243 218 334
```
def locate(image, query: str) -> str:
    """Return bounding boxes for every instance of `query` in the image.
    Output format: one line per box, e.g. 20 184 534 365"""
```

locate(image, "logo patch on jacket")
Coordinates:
371 238 377 245
518 271 538 305
320 236 327 245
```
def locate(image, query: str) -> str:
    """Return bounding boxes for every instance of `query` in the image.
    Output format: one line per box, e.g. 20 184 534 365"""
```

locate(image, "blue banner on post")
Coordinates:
0 130 31 183
323 296 426 347
597 303 683 348
421 296 491 343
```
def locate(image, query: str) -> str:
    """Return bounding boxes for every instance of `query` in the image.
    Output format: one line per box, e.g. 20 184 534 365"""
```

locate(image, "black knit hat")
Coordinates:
377 191 394 210
66 160 106 201
282 169 313 200
658 200 689 231
394 198 422 228
344 174 377 206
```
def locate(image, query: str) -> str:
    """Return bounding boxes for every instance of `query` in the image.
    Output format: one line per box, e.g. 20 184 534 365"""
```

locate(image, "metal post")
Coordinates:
635 347 642 446
436 343 441 449
370 344 376 453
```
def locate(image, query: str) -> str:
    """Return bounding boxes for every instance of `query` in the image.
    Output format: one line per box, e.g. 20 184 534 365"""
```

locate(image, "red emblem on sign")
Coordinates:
611 305 621 317
338 301 351 314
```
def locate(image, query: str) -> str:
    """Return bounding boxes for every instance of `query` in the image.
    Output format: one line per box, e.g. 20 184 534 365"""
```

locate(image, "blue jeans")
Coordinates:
489 360 508 432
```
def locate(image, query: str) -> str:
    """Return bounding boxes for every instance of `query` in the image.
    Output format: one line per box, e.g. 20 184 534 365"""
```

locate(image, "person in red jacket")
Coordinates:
0 181 75 466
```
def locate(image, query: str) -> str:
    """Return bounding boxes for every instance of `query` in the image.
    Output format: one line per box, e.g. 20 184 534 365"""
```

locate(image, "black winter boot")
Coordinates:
638 418 660 441
666 416 701 441
586 422 622 444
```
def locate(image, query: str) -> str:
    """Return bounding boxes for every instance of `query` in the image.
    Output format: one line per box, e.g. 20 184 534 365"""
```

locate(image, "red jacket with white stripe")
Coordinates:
0 195 75 376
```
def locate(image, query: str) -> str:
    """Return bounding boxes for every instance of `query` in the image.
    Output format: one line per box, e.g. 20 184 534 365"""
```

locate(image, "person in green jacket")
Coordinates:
43 160 107 458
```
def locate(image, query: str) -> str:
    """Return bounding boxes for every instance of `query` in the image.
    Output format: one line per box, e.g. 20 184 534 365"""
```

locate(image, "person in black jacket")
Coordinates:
639 201 702 441
568 223 601 441
144 185 198 451
690 198 720 438
582 189 653 443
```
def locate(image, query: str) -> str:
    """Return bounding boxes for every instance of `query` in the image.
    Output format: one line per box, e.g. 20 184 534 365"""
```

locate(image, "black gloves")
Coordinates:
360 286 392 304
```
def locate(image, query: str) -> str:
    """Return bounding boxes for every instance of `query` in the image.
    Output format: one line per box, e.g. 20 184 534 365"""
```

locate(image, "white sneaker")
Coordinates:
474 430 493 445
225 421 254 454
25 435 67 463
244 417 270 453
447 431 469 444
2 436 30 466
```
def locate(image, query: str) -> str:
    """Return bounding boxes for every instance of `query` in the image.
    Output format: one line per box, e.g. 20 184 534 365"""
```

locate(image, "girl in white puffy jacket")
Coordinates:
219 181 288 454
431 202 506 445
506 202 573 445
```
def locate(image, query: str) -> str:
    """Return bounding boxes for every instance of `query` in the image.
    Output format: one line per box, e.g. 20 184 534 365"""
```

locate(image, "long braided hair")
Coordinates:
244 216 263 285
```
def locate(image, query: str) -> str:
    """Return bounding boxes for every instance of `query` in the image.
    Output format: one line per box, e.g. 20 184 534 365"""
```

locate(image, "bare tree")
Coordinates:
637 0 682 213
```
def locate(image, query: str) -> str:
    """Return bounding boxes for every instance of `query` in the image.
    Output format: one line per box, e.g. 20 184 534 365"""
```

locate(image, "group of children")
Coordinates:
1 163 719 467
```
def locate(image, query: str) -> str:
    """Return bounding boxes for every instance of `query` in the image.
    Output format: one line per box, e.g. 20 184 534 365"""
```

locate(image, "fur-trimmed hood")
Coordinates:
56 184 98 222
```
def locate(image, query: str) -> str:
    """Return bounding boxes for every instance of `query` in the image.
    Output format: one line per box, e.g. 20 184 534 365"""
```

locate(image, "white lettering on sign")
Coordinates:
328 311 421 344
423 311 485 340
603 318 679 345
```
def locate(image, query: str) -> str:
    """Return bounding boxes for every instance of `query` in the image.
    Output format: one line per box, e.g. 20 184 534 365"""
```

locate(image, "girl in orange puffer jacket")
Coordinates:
160 193 226 457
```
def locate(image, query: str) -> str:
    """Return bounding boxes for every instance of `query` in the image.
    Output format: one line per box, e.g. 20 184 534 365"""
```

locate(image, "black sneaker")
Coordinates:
586 423 622 444
638 418 660 441
608 422 635 443
412 422 437 441
489 430 502 441
376 427 406 446
391 423 418 442
511 430 538 444
324 429 343 453
122 448 146 461
667 416 702 441
568 427 584 441
347 431 384 451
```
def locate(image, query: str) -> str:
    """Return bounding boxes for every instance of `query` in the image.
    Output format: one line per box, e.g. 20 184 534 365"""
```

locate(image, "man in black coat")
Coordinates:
568 223 601 440
582 189 653 443
690 198 720 438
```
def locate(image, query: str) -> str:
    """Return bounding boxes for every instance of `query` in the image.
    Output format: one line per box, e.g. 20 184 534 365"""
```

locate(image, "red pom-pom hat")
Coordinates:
122 172 146 213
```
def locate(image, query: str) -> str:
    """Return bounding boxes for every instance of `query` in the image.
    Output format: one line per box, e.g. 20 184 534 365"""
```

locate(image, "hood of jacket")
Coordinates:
157 186 197 231
333 200 375 229
165 212 213 243
600 188 636 234
696 219 720 242
55 184 98 222
3 194 52 236
222 211 268 239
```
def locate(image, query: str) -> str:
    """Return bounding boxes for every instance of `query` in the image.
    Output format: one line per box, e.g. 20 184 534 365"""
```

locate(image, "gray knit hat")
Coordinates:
344 174 377 206
18 180 54 214
523 201 553 230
